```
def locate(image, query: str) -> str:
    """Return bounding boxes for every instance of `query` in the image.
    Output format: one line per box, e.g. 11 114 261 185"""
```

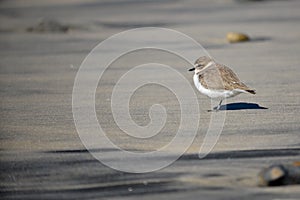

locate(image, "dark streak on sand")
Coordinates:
1 148 299 199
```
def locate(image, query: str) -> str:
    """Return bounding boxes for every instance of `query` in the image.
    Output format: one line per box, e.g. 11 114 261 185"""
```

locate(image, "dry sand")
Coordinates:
1 0 300 199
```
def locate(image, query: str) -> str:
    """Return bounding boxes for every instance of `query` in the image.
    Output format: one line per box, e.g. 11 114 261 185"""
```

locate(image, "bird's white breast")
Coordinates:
193 74 241 100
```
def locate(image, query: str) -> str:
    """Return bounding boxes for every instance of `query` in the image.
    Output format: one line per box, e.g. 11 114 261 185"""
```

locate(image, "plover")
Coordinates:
189 56 255 111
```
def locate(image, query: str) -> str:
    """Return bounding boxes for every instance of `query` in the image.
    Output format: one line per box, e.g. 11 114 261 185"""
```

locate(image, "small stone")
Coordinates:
258 165 286 186
226 32 250 43
258 164 300 186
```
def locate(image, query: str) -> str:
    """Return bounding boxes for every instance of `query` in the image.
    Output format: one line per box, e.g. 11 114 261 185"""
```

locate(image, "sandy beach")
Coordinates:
1 0 300 199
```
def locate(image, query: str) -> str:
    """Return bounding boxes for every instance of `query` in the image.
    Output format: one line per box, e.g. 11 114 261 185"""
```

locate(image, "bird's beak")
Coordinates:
188 68 195 71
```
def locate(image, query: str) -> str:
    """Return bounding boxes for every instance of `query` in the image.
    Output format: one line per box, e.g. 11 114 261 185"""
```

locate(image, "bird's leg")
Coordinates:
209 100 223 112
214 100 223 111
219 100 223 108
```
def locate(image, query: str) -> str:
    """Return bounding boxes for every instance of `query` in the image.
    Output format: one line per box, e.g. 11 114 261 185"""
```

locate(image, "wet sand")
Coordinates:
1 0 300 199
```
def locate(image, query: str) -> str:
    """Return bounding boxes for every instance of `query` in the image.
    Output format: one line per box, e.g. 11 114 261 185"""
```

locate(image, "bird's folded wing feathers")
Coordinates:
199 64 255 92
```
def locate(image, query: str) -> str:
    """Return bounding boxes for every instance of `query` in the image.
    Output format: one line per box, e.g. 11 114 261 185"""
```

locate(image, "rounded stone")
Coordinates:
226 32 250 43
258 165 286 186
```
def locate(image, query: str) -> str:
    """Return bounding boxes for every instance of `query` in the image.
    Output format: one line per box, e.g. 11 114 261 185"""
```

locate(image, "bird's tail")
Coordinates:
246 89 256 94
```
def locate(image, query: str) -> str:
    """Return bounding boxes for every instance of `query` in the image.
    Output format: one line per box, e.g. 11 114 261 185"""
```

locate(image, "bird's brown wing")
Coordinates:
199 64 255 93
218 64 251 90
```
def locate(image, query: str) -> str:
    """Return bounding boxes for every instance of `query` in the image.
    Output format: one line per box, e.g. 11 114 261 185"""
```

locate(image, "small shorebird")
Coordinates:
189 56 255 111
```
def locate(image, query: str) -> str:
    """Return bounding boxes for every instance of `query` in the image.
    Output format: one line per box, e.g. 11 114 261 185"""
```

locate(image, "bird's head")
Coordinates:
188 56 213 73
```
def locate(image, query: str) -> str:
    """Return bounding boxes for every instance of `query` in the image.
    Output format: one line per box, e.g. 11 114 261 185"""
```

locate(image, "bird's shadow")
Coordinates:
211 102 268 111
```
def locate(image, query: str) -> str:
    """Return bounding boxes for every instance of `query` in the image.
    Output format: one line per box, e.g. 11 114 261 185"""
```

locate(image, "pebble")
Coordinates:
226 32 250 43
258 163 300 186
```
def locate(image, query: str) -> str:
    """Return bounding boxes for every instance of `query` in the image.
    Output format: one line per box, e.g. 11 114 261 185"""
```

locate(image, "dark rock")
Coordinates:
258 163 300 186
